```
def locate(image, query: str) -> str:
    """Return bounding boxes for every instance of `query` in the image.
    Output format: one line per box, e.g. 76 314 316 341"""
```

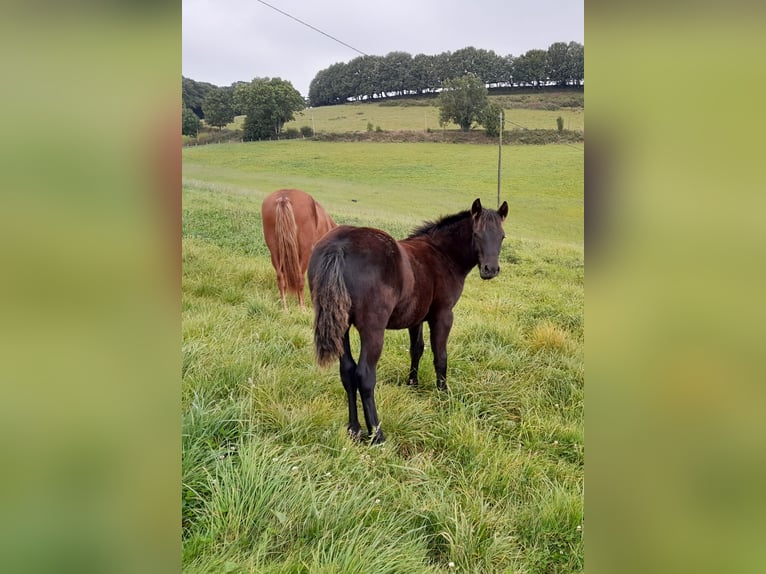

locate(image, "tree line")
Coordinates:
308 42 583 106
182 41 583 139
182 77 304 141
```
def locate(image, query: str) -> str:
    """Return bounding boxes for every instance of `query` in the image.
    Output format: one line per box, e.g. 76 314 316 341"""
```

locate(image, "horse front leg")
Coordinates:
339 330 362 440
407 323 424 386
429 311 454 391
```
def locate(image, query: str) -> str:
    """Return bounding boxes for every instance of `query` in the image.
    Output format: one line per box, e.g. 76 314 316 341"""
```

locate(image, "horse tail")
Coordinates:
274 197 302 294
311 246 351 367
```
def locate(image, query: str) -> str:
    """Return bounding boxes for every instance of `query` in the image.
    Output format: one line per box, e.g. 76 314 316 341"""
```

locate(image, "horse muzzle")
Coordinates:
479 264 500 279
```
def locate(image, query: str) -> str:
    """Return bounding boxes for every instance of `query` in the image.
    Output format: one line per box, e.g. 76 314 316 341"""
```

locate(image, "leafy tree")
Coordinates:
346 56 367 100
450 47 480 77
513 49 548 87
182 105 201 137
567 42 584 85
482 50 509 87
354 55 383 100
235 77 305 141
438 74 488 131
449 47 502 85
434 51 459 85
202 88 235 129
410 53 438 95
309 63 347 106
381 51 412 96
546 42 570 87
182 76 217 118
241 113 269 142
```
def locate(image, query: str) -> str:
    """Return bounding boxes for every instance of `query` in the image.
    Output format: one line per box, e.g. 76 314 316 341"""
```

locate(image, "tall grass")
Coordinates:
182 140 583 572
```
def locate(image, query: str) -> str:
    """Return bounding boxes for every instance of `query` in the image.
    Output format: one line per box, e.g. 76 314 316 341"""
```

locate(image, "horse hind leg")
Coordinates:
297 276 307 312
339 330 362 440
276 270 288 311
356 328 386 444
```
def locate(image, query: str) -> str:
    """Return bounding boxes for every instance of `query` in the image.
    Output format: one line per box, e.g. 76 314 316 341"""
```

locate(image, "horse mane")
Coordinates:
407 210 471 239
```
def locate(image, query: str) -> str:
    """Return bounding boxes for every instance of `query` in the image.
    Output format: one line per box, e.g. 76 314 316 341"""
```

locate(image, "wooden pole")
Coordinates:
497 109 504 208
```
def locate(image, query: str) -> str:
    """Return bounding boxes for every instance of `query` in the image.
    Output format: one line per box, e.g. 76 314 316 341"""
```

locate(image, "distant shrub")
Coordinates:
299 125 314 137
375 125 383 132
186 127 242 146
480 102 504 138
559 98 583 108
182 106 201 137
282 127 301 139
556 116 564 132
379 99 432 107
366 122 374 132
504 128 583 145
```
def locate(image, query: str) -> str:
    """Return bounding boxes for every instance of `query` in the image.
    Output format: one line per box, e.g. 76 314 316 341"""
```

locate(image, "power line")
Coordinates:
254 0 368 57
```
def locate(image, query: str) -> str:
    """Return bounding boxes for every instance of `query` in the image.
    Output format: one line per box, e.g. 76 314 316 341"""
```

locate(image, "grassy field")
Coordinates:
183 141 582 246
218 91 585 135
286 101 583 134
182 138 583 572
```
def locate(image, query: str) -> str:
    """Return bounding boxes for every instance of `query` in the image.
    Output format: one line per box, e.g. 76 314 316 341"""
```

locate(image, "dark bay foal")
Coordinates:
308 198 508 443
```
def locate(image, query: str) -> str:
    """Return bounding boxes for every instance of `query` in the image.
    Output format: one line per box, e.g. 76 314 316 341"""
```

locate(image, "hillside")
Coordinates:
183 89 584 146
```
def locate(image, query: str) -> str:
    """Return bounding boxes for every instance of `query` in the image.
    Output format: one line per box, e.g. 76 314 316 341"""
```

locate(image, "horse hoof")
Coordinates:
369 428 386 445
347 428 364 442
406 379 418 387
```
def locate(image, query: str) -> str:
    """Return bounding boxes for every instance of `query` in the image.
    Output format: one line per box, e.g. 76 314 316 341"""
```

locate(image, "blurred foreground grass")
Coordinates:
0 4 180 574
587 7 766 574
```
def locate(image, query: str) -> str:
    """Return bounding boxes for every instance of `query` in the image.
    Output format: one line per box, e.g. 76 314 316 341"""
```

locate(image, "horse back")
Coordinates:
263 188 335 266
311 200 336 242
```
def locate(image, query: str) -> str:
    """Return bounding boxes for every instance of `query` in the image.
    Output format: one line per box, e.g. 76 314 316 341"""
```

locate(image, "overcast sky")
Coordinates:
183 0 583 97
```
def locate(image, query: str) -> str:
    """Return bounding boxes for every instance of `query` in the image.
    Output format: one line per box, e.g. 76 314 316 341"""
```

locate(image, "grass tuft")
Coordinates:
528 320 572 353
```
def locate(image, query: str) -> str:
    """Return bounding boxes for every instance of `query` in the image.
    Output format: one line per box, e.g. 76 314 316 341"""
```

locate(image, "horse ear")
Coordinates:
498 201 508 221
471 198 482 218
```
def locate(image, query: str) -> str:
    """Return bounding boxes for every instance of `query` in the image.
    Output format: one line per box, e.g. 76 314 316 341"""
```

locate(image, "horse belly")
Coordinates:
385 244 429 329
386 298 427 330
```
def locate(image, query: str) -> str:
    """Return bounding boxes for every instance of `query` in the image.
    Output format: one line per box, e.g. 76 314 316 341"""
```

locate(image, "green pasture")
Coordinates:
286 102 583 134
224 92 584 134
182 139 583 572
183 141 583 247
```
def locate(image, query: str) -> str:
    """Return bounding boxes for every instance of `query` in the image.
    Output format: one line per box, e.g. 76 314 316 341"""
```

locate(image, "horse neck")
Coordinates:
427 217 476 276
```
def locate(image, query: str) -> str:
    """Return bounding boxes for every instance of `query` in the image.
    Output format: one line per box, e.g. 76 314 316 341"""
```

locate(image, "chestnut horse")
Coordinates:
261 189 336 310
308 198 508 443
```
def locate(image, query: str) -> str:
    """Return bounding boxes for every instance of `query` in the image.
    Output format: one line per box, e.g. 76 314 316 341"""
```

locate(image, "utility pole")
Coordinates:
497 109 504 208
